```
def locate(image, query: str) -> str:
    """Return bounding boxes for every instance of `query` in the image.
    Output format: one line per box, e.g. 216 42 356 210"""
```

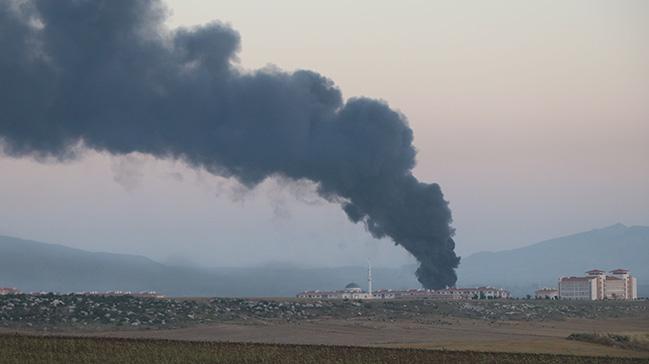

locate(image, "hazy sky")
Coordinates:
1 0 647 268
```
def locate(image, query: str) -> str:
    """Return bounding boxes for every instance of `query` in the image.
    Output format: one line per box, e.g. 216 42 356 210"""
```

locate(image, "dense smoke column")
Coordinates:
0 0 460 288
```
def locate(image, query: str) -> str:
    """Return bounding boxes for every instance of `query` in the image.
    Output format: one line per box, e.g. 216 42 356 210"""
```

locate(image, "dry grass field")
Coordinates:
67 316 648 359
1 334 648 364
568 332 649 352
2 295 648 360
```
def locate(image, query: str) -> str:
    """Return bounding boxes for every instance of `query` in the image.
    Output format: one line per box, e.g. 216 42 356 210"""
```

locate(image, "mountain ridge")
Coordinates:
0 235 162 266
466 223 638 256
0 234 419 296
1 223 647 297
457 223 649 296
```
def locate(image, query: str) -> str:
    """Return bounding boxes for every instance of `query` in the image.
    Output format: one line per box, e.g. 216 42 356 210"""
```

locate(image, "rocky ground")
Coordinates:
1 294 648 330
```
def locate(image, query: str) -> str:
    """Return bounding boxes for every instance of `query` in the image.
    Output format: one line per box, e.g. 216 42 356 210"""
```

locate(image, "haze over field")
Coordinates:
1 0 648 278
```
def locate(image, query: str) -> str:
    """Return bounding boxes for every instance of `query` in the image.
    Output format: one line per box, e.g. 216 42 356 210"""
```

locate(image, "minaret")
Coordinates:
367 260 373 297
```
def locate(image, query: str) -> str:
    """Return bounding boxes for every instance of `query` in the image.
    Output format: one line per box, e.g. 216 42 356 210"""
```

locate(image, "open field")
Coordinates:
1 334 648 364
51 316 646 358
1 294 648 359
568 332 649 352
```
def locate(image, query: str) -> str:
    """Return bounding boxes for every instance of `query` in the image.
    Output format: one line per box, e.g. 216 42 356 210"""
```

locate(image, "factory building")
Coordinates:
558 269 637 300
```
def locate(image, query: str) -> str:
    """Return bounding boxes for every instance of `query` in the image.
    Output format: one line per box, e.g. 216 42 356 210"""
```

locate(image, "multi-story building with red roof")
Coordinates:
558 269 637 300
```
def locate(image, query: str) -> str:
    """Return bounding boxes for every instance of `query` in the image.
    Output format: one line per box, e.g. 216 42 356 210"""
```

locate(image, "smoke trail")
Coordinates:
0 0 460 288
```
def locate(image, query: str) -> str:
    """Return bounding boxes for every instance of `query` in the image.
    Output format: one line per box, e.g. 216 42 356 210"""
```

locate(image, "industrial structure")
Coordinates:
558 269 637 300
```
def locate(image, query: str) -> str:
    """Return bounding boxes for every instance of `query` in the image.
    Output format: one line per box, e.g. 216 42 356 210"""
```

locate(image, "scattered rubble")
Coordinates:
1 293 647 330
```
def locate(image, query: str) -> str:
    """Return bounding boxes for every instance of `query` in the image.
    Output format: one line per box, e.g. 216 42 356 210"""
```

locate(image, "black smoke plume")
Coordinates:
0 0 460 288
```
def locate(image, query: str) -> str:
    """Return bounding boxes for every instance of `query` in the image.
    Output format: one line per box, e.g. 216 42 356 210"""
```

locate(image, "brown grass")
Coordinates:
568 332 649 352
1 334 648 364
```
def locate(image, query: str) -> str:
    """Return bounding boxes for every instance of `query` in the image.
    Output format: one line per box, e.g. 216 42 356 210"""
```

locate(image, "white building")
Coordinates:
394 287 510 300
297 262 510 300
297 282 374 300
559 269 637 300
535 288 559 299
607 269 637 300
0 287 20 295
298 262 376 300
298 285 511 300
558 276 598 300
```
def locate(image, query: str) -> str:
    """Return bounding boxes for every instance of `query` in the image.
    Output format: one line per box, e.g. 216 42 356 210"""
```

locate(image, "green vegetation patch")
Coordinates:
1 334 647 364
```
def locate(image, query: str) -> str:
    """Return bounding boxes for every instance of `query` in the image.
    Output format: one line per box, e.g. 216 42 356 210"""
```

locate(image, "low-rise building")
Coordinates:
0 287 20 295
419 287 511 300
297 282 374 300
372 289 397 299
297 285 511 300
535 288 559 299
297 262 510 300
78 290 166 298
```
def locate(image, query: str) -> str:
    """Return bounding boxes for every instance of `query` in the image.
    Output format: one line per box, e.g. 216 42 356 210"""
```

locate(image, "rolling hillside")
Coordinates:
0 235 417 296
2 223 647 297
457 224 649 296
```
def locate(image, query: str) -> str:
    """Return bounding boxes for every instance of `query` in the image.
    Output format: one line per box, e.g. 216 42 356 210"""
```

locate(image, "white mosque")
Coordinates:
297 263 375 300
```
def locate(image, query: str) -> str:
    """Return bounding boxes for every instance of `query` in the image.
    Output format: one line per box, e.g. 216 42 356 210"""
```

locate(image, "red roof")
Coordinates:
586 269 605 274
561 276 596 282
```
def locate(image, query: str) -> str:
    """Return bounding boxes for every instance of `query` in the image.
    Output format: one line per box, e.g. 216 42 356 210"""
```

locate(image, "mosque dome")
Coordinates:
345 282 362 292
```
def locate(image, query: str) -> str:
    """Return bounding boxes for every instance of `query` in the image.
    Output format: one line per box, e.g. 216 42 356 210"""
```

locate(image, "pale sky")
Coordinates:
0 0 647 268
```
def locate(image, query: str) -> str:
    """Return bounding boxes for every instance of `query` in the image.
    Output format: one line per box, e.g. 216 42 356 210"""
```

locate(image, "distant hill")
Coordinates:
2 224 647 297
456 224 649 297
0 235 417 297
